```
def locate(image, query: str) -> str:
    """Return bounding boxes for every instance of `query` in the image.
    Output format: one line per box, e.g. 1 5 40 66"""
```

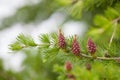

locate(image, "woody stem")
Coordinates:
81 53 120 60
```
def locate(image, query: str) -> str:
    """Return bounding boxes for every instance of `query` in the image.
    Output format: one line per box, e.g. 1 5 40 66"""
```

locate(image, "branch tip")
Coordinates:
58 28 62 34
74 34 77 40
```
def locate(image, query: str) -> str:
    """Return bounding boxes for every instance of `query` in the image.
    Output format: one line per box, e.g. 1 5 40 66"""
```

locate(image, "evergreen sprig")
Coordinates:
9 25 120 61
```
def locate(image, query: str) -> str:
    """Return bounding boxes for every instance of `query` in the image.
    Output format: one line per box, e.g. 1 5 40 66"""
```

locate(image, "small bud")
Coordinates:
71 35 80 55
66 74 76 80
87 38 96 55
65 61 72 71
58 28 66 49
85 63 91 71
104 51 110 57
104 53 110 57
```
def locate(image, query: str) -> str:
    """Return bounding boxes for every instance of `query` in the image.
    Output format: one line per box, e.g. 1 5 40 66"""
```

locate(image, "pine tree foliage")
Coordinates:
0 0 120 80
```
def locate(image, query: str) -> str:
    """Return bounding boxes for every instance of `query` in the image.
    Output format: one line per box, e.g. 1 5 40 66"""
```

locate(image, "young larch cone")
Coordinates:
65 61 72 71
87 38 96 54
71 35 80 55
58 28 66 49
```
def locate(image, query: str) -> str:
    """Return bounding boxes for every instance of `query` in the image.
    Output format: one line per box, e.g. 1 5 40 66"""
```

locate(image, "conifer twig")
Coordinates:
10 42 120 61
17 44 120 61
20 43 50 49
81 53 120 60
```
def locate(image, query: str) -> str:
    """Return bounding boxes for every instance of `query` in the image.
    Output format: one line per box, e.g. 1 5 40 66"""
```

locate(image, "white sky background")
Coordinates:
0 0 87 71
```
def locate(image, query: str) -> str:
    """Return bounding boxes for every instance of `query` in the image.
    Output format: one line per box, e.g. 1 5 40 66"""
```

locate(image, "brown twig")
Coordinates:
112 16 120 23
81 53 120 60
